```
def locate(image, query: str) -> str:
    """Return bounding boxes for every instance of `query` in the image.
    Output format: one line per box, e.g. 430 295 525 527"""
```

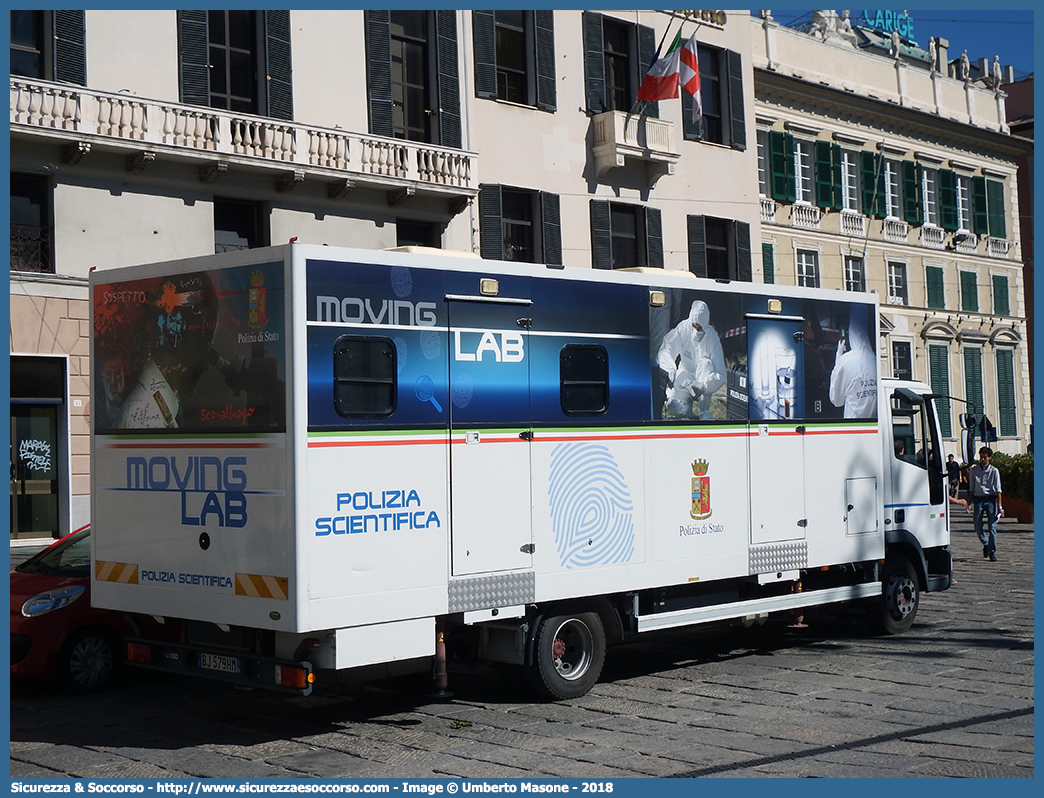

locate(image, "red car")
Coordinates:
11 525 143 691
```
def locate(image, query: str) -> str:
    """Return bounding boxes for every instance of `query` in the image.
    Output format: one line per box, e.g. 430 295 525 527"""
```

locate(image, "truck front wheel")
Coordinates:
876 556 920 634
524 612 606 700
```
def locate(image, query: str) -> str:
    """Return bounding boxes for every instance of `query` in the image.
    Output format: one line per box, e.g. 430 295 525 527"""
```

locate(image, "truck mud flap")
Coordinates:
126 638 313 695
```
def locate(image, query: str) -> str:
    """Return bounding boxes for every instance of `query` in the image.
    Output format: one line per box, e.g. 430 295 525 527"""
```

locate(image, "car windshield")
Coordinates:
15 527 92 577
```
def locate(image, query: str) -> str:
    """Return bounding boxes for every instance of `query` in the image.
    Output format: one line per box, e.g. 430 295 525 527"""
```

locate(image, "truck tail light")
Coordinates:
275 665 312 690
127 642 153 664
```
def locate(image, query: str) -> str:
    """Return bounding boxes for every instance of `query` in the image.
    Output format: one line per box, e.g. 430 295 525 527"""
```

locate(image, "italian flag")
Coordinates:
637 31 683 102
680 33 701 122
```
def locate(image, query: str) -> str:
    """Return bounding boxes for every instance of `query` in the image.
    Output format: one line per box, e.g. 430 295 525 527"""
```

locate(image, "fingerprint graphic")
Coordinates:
390 266 413 298
419 329 440 360
547 443 634 569
451 372 474 408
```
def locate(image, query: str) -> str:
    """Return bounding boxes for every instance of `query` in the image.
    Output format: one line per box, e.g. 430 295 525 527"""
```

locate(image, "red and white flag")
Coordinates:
637 31 682 103
680 33 702 123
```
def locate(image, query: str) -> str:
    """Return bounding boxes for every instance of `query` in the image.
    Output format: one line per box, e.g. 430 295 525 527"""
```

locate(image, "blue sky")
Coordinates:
762 9 1034 81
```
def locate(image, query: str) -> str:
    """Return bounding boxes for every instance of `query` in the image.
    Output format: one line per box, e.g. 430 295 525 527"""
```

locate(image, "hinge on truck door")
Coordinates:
517 318 533 329
520 543 535 554
519 430 534 441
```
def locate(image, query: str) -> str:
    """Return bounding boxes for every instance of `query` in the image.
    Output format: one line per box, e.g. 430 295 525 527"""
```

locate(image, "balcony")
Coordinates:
760 196 776 223
955 232 979 254
591 110 679 186
840 210 866 237
10 78 477 207
883 218 909 243
987 237 1010 258
919 226 945 250
791 203 820 229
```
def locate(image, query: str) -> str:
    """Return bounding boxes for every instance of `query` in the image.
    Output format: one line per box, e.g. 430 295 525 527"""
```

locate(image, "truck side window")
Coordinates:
560 344 609 416
891 396 927 469
333 335 396 417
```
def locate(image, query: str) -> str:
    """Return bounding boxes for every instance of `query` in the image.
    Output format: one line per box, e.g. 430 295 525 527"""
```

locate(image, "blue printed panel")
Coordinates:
548 443 635 568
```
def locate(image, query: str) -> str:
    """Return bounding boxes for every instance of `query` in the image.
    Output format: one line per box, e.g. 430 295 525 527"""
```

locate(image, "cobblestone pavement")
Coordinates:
10 513 1033 779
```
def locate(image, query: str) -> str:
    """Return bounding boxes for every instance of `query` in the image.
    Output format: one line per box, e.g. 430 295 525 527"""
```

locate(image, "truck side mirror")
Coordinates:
960 428 976 467
959 412 976 430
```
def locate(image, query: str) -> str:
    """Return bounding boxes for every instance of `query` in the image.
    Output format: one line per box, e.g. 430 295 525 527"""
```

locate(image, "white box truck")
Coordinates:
90 244 955 699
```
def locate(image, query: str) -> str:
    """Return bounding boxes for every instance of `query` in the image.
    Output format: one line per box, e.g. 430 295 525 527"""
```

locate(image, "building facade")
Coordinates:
10 9 759 539
752 12 1031 459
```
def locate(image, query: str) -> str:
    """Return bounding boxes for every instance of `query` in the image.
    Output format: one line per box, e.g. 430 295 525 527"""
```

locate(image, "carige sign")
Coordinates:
862 10 914 39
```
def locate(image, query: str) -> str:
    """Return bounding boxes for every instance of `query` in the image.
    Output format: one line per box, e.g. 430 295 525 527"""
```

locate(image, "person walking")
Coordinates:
966 447 1003 561
946 453 961 497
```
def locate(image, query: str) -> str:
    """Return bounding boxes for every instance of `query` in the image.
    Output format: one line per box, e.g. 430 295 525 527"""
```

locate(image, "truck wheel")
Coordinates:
56 627 121 692
524 612 605 700
876 556 920 635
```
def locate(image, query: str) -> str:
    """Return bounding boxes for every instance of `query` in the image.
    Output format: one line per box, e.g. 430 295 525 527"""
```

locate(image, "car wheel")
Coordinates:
56 627 122 691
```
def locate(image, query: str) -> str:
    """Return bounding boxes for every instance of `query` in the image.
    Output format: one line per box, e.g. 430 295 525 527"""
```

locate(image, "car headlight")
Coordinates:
21 585 87 618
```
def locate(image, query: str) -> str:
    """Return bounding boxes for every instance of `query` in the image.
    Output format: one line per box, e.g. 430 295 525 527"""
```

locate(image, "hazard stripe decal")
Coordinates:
95 561 139 584
235 573 289 600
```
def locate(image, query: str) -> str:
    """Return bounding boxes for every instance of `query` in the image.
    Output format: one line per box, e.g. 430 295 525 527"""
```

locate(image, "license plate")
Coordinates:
199 652 241 674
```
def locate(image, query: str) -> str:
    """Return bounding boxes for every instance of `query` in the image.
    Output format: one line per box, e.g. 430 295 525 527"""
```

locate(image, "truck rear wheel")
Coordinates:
524 612 605 700
876 556 920 634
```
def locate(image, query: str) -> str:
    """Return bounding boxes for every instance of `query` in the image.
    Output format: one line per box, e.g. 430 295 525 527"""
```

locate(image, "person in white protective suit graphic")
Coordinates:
828 303 877 418
656 300 726 419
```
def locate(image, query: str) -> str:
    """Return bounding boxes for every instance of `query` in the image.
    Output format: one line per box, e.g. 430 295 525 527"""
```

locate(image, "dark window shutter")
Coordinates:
992 274 1010 316
960 271 978 312
926 265 945 309
637 24 659 119
861 151 884 218
769 131 794 202
365 11 394 137
582 12 606 114
928 344 952 437
902 161 922 224
761 242 775 284
963 347 984 418
472 10 497 100
726 49 746 150
735 220 751 282
996 349 1017 437
178 10 210 107
831 142 843 209
986 179 1006 238
478 184 504 260
53 10 86 85
645 206 663 268
815 141 834 209
264 10 293 120
435 10 462 149
682 91 701 141
939 168 958 231
540 191 562 265
687 215 707 277
534 10 557 112
972 176 989 235
590 200 612 269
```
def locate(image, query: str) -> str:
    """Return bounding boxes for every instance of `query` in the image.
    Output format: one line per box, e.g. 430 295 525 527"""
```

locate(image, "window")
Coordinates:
10 173 52 274
883 158 901 218
333 336 397 418
928 343 952 437
582 12 657 117
687 216 751 281
960 270 978 312
925 264 945 309
844 256 865 292
683 46 745 149
840 150 861 212
887 262 907 305
859 152 902 219
560 345 609 416
891 341 913 381
757 130 769 196
956 173 973 231
978 177 1006 238
178 11 292 120
796 250 819 288
590 201 662 270
963 347 984 418
473 10 555 110
365 10 461 147
901 162 922 224
794 138 814 204
396 220 441 248
479 185 561 265
992 274 1010 316
761 242 775 284
995 348 1017 437
602 17 633 112
214 199 265 253
9 10 84 84
921 166 939 226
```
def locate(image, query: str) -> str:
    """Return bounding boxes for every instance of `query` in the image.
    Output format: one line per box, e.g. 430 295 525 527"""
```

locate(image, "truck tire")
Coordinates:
876 556 920 634
524 612 606 700
56 627 121 692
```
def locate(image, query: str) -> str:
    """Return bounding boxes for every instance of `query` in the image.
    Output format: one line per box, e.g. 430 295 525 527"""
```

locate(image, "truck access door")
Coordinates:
446 294 534 576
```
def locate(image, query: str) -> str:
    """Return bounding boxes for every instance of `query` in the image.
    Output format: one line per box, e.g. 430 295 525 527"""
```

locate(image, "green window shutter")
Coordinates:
972 176 989 235
534 10 557 111
478 184 504 260
761 242 775 284
590 200 612 269
986 179 1006 238
540 192 562 265
53 10 86 85
815 141 834 209
435 10 462 149
992 274 1010 316
963 347 984 418
861 151 883 218
644 206 664 268
960 271 978 312
831 142 843 209
995 349 1017 437
938 169 958 231
926 265 945 309
582 12 606 114
726 49 746 151
264 11 293 120
735 220 751 282
178 10 210 107
928 344 952 437
902 161 922 224
365 11 394 138
687 215 707 277
472 11 498 99
769 131 795 202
